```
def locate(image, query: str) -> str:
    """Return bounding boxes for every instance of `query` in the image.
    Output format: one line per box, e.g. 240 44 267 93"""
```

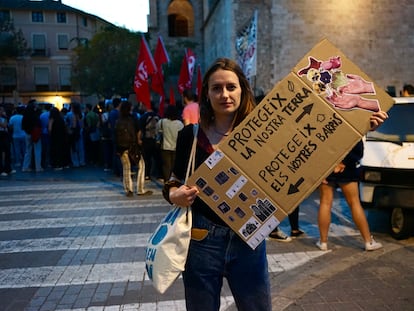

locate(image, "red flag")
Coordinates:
177 48 196 94
133 36 156 110
169 86 176 106
151 36 169 96
154 36 169 65
195 64 202 101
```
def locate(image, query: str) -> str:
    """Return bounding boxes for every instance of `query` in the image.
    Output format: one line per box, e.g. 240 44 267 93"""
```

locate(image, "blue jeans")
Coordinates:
183 213 271 311
23 134 42 171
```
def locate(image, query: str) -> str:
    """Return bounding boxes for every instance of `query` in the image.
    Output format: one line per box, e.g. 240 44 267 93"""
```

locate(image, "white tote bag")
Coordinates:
145 124 198 294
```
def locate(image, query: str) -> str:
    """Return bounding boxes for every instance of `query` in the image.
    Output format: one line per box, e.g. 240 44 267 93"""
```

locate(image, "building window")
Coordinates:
167 0 194 37
58 34 69 50
34 67 49 91
82 16 88 27
0 67 16 92
59 67 71 91
0 10 11 24
32 34 46 56
57 12 66 23
32 11 44 23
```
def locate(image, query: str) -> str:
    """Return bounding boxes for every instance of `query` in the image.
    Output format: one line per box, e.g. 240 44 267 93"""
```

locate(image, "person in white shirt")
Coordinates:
8 105 26 168
156 105 184 181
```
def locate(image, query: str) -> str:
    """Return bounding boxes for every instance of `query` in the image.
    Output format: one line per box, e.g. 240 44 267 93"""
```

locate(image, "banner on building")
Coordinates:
235 10 258 80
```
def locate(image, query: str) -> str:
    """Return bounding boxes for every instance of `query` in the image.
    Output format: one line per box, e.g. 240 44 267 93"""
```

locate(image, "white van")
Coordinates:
359 97 414 239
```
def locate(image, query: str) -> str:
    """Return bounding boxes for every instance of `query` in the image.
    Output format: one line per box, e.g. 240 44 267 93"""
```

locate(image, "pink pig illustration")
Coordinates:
320 56 341 71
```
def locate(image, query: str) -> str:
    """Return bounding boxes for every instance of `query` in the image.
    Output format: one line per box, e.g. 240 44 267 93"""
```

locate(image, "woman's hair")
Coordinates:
71 102 83 119
49 107 61 120
119 101 132 118
199 58 256 129
165 105 179 120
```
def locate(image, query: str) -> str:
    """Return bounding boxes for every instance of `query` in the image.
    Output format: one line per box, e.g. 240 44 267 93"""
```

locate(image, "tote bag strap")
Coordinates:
184 124 199 183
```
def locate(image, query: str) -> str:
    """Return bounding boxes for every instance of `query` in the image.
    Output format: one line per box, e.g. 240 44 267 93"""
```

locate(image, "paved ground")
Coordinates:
0 166 413 311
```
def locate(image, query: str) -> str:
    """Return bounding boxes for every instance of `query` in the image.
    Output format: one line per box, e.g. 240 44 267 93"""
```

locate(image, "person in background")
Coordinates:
22 99 43 172
98 101 112 172
48 107 69 170
156 105 184 182
115 101 152 197
84 103 100 165
140 105 162 180
402 84 414 97
8 105 26 168
182 89 200 125
39 104 51 168
65 102 85 168
317 118 388 252
108 98 121 176
164 58 271 311
268 206 303 242
0 106 13 176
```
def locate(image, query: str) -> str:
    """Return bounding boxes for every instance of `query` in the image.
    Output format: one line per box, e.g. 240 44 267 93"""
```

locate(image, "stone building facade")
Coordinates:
149 0 413 97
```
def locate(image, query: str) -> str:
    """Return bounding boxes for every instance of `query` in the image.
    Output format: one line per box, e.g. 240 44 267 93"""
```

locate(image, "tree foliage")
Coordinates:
0 20 29 60
71 26 144 99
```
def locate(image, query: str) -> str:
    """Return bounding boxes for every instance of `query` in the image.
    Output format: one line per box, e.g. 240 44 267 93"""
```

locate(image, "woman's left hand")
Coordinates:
369 110 388 131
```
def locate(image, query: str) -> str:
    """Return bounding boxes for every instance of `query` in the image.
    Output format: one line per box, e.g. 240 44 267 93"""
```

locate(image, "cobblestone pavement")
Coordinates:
0 167 413 311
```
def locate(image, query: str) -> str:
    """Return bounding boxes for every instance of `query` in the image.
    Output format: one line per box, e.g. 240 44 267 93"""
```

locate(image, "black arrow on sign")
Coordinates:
287 177 305 195
295 103 314 123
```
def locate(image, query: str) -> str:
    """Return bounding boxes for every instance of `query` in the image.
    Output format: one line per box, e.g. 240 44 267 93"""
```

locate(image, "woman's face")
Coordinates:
207 69 241 118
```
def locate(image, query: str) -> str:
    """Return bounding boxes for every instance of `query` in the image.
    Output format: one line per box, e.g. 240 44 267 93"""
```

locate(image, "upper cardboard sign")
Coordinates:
188 39 395 248
293 39 394 135
218 72 363 213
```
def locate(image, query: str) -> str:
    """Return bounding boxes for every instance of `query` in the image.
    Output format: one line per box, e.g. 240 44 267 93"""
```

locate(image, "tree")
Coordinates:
71 26 145 99
0 19 29 60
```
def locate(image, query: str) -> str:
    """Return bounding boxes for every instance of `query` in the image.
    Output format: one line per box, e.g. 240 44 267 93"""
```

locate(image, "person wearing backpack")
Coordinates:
115 101 152 197
139 106 163 181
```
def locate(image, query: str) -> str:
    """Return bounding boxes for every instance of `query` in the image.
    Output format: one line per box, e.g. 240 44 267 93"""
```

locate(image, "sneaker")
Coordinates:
138 190 153 196
0 172 8 177
365 236 383 251
22 168 32 172
126 191 133 197
268 228 292 242
316 241 328 251
291 229 305 238
10 170 16 174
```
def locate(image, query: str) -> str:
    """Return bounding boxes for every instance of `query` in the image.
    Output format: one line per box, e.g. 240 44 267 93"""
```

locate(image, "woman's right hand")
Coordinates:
169 184 200 207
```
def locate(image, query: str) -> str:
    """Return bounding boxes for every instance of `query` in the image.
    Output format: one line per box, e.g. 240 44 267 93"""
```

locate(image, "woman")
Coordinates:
116 101 152 197
48 107 69 170
66 102 85 167
22 99 43 172
163 58 271 311
317 136 386 251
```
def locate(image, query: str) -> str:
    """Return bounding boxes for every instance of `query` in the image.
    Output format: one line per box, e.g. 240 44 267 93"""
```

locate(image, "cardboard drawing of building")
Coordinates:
188 39 395 249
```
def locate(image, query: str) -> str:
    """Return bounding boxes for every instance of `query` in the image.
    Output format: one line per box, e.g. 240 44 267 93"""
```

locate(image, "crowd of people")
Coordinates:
0 95 199 187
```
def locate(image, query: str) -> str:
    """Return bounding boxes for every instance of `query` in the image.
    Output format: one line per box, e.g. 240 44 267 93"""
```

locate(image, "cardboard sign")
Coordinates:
188 39 395 249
